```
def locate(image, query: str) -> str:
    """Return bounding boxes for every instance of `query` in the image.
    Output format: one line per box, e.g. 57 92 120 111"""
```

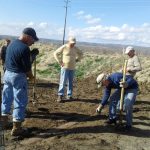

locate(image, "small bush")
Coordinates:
37 69 51 77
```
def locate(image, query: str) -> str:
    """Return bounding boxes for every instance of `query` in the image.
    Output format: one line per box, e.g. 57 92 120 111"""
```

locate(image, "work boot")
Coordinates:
66 95 73 100
124 125 132 131
57 95 63 102
11 122 28 136
1 116 12 129
106 118 117 125
1 116 8 126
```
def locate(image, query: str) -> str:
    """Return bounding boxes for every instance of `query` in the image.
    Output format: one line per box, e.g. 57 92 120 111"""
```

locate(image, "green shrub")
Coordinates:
37 69 51 77
48 63 61 71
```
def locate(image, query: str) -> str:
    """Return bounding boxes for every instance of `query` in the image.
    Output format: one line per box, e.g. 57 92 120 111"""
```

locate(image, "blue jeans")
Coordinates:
58 68 74 97
109 88 137 126
1 70 28 122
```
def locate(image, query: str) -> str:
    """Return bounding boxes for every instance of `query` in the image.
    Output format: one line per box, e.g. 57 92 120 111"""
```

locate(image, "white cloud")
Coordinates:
76 11 85 16
39 22 49 29
142 23 150 27
67 23 150 46
0 21 150 47
87 18 101 25
0 22 64 40
27 22 34 26
109 26 120 32
75 11 101 25
84 14 92 20
118 33 125 40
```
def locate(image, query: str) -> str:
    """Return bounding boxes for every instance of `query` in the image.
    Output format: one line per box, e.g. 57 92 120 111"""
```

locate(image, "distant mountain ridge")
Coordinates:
0 34 150 55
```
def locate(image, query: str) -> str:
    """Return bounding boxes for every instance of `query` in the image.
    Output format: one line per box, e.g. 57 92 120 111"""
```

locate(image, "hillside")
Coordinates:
1 39 150 86
24 42 150 89
3 77 150 150
0 40 150 150
0 36 150 54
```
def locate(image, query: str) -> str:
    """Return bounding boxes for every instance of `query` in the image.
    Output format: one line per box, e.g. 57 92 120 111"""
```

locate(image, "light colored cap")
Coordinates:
125 46 134 54
68 37 76 44
96 73 106 84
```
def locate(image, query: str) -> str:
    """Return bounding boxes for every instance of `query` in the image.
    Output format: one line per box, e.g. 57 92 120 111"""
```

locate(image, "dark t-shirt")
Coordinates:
5 39 31 73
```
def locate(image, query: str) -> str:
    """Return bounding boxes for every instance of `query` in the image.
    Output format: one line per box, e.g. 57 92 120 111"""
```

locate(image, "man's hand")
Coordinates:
29 76 35 82
96 104 103 114
126 67 134 73
26 71 35 82
76 58 79 62
59 62 64 67
119 81 128 88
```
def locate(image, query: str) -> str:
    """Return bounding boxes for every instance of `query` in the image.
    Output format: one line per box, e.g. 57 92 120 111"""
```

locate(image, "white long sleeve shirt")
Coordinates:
126 55 142 76
54 44 83 70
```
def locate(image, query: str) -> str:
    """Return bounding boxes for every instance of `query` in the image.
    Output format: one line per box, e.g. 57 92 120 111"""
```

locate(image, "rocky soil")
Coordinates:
2 76 150 150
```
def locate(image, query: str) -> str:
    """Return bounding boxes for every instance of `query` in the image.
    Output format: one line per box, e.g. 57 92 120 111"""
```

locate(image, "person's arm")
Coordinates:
26 70 34 80
75 47 83 62
96 87 111 113
101 87 111 106
21 47 33 80
54 45 64 66
127 56 142 72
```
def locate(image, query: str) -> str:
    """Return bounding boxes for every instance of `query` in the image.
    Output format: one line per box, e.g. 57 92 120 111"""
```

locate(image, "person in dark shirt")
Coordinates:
96 72 138 131
1 27 39 136
0 39 11 71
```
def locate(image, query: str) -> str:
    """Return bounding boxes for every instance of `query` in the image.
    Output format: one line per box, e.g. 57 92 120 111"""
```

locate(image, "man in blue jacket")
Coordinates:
1 27 39 136
96 72 138 131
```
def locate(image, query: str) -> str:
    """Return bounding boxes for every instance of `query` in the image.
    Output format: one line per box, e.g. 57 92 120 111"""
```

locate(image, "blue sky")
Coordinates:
0 0 150 46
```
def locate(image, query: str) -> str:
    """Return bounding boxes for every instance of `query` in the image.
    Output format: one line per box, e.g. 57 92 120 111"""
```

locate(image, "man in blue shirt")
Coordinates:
1 27 39 136
96 72 138 131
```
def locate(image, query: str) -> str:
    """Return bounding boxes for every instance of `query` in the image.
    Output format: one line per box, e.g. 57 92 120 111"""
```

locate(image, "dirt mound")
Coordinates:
4 77 150 150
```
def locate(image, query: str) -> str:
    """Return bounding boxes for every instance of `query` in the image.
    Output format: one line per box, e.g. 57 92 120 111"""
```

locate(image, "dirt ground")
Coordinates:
3 76 150 150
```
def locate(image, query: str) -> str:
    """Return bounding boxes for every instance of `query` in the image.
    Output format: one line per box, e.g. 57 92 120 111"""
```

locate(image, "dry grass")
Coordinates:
0 40 149 84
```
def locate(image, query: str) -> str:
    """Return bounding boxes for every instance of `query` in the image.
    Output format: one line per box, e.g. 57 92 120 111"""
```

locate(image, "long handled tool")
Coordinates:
0 71 1 116
32 58 37 106
119 60 128 124
0 71 5 149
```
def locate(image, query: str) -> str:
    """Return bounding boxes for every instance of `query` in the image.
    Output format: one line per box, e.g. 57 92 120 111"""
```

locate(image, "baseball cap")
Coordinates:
68 37 76 44
23 27 39 41
96 73 107 88
125 46 134 54
96 73 107 84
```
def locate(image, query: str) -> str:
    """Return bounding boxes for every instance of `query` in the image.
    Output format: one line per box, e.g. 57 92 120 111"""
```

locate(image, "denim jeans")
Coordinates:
109 88 137 126
58 68 74 97
1 70 28 122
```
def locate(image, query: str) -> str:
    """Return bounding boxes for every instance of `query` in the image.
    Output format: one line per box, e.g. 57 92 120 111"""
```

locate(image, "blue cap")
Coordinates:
23 27 39 41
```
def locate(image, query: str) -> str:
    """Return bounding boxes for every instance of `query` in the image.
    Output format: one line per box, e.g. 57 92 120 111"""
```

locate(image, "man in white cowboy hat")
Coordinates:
125 46 142 76
54 36 83 102
96 72 138 131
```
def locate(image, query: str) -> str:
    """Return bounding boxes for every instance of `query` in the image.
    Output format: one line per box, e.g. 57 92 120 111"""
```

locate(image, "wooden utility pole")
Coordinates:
63 0 70 44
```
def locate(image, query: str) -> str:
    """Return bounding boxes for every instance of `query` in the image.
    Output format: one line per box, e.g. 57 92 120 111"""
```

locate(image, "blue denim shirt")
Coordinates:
101 72 138 106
